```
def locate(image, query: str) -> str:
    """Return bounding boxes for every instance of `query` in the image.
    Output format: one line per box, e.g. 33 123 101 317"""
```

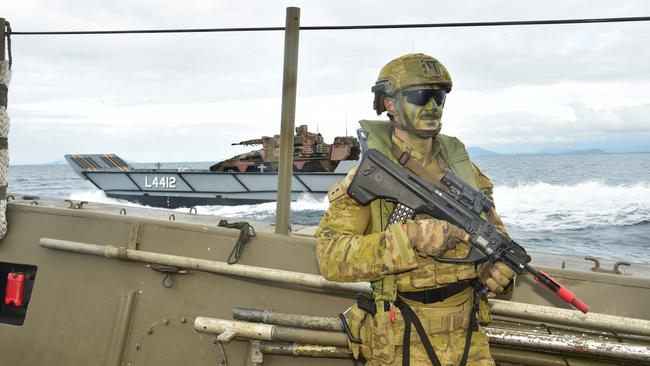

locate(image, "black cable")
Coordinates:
8 16 650 36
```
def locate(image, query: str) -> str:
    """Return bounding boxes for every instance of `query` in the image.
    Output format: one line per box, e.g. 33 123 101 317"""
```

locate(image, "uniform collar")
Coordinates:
391 133 441 164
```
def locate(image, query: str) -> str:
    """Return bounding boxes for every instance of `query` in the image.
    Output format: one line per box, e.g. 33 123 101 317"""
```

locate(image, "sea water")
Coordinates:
8 153 650 263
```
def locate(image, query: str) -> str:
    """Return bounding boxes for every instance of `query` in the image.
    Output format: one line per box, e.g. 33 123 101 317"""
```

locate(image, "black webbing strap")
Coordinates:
458 291 481 365
0 136 8 149
0 84 7 108
394 297 442 366
398 279 473 304
394 289 479 366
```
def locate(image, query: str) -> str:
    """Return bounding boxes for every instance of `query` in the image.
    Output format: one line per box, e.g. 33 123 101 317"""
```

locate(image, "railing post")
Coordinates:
0 18 10 239
275 7 300 235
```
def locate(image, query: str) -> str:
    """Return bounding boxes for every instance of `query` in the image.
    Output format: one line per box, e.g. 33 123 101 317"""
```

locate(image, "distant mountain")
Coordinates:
567 148 607 155
605 144 650 154
536 148 607 155
468 147 499 157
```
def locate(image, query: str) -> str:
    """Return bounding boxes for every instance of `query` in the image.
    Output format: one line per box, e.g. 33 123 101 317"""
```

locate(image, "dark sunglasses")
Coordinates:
403 89 446 107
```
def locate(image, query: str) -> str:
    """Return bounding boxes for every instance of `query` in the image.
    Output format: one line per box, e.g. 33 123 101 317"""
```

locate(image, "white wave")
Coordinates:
68 183 650 232
186 193 329 220
494 181 650 231
68 190 162 209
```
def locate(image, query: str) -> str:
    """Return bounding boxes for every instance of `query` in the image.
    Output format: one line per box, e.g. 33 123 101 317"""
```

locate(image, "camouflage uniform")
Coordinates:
315 122 503 365
315 121 507 365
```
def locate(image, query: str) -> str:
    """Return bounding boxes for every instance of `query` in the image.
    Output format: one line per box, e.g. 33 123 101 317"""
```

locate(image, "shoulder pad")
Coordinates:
327 167 358 203
327 182 346 203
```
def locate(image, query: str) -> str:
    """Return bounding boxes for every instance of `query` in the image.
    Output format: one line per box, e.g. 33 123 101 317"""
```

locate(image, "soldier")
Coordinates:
315 53 515 366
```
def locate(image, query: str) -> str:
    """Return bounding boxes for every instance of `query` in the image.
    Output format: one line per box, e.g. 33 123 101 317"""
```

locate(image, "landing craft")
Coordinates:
1 9 650 366
64 125 360 208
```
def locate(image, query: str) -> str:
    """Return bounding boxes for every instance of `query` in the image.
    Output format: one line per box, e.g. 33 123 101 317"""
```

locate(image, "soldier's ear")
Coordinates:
384 97 396 114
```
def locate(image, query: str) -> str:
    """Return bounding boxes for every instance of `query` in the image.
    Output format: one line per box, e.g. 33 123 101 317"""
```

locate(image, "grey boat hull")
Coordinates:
65 154 356 207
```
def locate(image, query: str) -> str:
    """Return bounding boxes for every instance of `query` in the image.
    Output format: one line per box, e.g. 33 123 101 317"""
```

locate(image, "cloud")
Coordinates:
3 0 650 163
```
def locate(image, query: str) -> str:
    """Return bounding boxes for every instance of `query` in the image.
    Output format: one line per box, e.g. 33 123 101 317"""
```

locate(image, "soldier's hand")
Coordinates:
480 262 515 297
402 219 467 257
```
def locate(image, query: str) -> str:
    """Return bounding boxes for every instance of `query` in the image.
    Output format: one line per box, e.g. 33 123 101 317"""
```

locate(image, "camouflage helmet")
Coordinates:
372 53 453 114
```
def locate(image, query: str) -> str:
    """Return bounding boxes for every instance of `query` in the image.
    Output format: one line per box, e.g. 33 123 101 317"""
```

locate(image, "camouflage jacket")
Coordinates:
315 128 507 292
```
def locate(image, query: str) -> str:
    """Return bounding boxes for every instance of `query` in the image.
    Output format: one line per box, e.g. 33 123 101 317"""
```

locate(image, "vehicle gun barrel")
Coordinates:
232 138 264 146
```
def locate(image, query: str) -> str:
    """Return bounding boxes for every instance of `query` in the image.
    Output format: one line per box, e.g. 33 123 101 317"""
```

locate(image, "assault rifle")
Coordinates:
347 149 589 313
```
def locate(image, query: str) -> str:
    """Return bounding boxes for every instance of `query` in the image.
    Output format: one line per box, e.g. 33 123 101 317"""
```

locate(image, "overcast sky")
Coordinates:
3 0 650 164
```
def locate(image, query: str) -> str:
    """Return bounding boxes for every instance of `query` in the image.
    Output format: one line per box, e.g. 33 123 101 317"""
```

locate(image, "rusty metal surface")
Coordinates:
260 342 352 358
233 308 344 331
484 326 650 362
489 299 650 336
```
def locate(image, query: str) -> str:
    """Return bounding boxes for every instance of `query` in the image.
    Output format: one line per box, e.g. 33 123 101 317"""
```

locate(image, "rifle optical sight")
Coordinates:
440 171 493 216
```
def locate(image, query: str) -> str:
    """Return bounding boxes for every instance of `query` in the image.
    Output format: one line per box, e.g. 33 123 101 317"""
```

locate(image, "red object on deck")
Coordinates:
534 270 590 313
5 272 25 307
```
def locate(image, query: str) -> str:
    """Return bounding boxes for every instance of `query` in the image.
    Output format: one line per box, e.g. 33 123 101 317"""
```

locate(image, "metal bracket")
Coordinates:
585 256 631 275
217 329 237 342
127 223 142 250
147 264 187 288
249 341 263 365
65 200 88 209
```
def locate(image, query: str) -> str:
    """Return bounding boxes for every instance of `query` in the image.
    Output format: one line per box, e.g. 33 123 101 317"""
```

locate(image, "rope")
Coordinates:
0 60 10 239
8 16 650 36
218 219 256 264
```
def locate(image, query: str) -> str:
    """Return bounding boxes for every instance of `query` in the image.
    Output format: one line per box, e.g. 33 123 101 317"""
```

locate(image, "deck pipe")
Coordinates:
259 341 351 359
39 237 370 295
195 316 650 363
490 299 650 337
234 307 344 332
194 317 348 347
40 237 650 338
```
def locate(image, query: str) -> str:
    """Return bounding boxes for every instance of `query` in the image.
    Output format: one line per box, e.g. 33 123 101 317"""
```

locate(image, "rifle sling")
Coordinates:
389 144 480 365
391 144 441 184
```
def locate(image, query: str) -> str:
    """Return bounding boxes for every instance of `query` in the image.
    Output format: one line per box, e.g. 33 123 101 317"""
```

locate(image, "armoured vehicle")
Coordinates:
1 10 650 366
211 124 360 173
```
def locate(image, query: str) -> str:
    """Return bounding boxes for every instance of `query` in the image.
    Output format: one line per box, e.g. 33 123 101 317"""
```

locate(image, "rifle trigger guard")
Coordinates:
435 245 488 264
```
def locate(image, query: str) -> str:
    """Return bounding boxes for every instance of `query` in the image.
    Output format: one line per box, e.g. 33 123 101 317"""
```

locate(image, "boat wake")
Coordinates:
494 181 650 231
68 181 650 231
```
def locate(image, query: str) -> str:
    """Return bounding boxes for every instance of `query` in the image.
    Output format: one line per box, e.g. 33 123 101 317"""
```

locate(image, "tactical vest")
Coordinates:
358 120 482 299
